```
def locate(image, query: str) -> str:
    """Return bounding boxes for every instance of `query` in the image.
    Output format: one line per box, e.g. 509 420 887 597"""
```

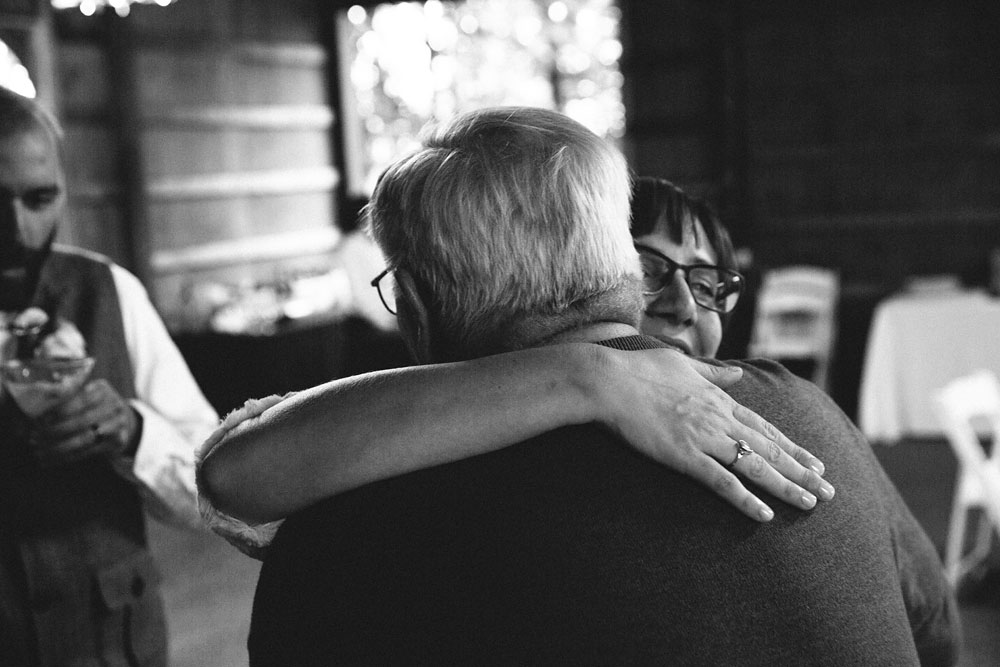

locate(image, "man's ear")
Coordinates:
393 268 434 364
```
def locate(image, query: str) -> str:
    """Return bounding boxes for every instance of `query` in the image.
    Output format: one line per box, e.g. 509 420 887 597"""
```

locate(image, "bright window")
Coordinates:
0 40 36 98
336 0 623 196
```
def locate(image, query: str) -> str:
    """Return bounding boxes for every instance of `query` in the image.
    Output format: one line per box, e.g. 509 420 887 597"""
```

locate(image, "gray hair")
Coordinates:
366 106 639 360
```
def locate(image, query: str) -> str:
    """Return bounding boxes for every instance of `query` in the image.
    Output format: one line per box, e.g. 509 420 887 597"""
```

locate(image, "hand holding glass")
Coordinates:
1 356 96 418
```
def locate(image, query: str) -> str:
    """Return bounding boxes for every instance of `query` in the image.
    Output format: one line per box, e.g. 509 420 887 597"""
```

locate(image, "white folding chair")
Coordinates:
749 266 839 393
933 369 1000 587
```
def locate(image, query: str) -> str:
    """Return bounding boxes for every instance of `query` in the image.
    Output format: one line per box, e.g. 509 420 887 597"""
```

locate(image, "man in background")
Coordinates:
250 107 958 665
0 86 218 666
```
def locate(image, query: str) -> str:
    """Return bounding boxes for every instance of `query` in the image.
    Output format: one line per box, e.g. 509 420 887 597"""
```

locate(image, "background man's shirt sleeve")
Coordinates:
111 263 219 529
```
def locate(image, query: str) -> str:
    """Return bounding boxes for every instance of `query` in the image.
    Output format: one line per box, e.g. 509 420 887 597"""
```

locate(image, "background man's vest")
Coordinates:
0 248 166 667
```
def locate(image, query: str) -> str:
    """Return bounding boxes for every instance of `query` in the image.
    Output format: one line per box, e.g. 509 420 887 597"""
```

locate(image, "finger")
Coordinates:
727 445 821 511
38 401 115 436
37 401 119 440
37 384 104 423
686 455 775 522
33 427 119 467
35 391 88 423
36 381 125 435
730 431 835 506
732 404 825 476
687 358 743 389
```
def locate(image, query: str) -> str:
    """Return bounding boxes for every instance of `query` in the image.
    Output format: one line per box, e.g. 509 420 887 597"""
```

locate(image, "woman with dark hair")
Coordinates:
631 177 741 357
198 177 833 556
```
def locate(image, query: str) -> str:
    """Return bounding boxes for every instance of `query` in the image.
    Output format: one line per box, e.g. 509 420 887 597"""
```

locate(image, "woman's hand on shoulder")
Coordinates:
586 346 835 522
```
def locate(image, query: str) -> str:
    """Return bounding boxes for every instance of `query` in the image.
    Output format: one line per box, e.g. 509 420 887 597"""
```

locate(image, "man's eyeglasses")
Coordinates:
635 244 744 314
371 268 397 315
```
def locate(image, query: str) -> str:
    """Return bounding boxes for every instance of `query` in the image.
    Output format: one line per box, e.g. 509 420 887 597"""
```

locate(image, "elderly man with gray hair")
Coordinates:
249 107 958 666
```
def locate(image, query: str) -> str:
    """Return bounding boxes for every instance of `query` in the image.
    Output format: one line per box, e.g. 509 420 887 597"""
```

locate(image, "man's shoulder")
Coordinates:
50 245 147 294
41 245 121 294
728 357 832 408
50 244 117 270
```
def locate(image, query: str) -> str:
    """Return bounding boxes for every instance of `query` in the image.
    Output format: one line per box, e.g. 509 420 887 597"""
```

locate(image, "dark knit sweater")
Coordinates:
250 336 958 666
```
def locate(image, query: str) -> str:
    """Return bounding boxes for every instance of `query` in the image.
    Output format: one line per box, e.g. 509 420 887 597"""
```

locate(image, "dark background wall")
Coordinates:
623 0 1000 281
620 0 1000 417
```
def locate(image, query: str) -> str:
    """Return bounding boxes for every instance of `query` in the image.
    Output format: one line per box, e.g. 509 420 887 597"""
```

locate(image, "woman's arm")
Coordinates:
198 343 832 528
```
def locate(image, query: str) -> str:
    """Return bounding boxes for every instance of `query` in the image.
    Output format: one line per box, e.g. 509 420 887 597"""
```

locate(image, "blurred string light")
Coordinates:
50 0 177 18
342 0 624 195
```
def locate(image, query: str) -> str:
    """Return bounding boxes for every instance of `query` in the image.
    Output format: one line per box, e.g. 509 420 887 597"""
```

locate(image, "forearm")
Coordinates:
199 343 608 524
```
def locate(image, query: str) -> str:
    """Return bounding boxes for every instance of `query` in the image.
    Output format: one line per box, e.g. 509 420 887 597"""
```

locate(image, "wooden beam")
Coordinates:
146 165 339 200
142 104 334 130
150 226 341 273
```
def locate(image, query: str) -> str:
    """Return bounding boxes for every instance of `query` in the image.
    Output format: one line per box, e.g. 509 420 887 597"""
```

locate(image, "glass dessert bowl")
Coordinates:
1 356 95 417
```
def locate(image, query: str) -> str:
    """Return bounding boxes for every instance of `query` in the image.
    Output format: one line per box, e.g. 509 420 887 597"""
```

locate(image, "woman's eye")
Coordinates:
690 280 715 296
639 258 658 274
642 276 662 292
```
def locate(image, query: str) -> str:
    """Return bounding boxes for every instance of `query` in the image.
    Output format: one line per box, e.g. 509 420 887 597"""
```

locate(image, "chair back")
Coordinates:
749 266 839 391
933 370 1000 524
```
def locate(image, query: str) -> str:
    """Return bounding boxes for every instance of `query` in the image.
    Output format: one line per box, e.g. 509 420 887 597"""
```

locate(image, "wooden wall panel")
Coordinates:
57 41 125 260
742 18 825 89
49 0 340 329
141 126 331 177
753 150 1000 218
746 91 828 148
741 0 1000 286
146 192 335 251
125 0 235 38
620 0 732 219
55 41 108 115
66 204 130 262
631 134 713 184
62 124 118 184
748 79 1000 151
135 46 327 108
623 1 701 50
63 0 340 327
628 68 710 124
229 0 326 42
756 218 1000 285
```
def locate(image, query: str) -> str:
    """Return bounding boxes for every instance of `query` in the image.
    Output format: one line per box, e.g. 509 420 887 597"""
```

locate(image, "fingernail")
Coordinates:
801 493 817 509
810 461 825 476
759 506 774 521
818 482 835 501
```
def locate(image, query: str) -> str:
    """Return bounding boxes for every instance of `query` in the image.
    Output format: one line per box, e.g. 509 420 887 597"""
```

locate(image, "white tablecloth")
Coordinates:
858 288 1000 442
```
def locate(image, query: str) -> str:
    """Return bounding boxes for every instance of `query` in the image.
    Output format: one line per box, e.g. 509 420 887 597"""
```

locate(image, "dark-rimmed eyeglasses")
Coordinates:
371 268 396 315
635 243 743 314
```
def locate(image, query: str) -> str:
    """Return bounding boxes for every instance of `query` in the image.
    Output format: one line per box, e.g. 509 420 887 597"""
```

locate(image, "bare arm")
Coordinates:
198 343 832 528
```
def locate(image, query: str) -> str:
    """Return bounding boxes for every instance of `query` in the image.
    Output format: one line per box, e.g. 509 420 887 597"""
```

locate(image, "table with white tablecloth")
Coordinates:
858 288 1000 443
